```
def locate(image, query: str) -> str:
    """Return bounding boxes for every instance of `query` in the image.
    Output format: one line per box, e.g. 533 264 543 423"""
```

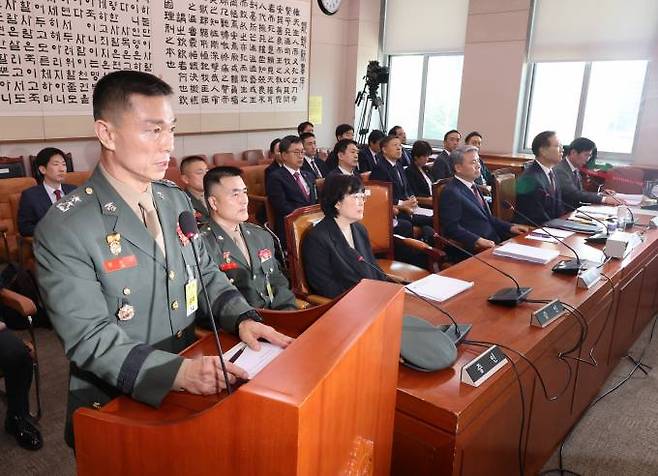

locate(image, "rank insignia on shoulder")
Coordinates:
56 195 82 213
117 302 135 321
103 202 117 213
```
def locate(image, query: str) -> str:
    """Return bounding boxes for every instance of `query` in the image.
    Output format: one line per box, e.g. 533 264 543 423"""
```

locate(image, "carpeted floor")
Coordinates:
1 320 657 476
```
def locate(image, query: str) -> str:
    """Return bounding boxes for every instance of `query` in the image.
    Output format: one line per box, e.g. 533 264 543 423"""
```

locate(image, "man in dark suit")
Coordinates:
440 145 529 255
264 138 283 184
554 137 617 210
297 121 314 135
358 129 385 172
325 123 355 171
430 129 461 181
179 155 210 225
300 132 329 179
514 130 565 226
388 126 412 167
200 166 296 310
266 135 318 247
18 147 76 236
0 322 42 450
327 139 360 177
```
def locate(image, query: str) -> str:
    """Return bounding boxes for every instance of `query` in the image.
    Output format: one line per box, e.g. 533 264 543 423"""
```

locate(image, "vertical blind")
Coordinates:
383 0 469 55
529 0 658 62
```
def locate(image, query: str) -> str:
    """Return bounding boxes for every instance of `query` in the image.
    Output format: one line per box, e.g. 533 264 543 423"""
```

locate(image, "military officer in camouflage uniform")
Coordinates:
200 166 296 311
33 70 291 447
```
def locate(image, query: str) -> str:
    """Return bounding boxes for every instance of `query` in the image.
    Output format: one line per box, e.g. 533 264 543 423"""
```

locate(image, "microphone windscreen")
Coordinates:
178 211 199 238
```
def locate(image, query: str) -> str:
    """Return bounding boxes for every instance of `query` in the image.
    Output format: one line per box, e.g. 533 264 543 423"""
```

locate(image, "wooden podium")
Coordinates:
73 280 404 476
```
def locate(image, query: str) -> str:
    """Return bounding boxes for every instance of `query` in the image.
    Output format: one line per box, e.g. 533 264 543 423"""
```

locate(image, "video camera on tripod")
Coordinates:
355 60 389 143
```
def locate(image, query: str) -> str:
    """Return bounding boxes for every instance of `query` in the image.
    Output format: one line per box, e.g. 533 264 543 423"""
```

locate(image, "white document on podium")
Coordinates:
223 342 284 379
493 243 559 264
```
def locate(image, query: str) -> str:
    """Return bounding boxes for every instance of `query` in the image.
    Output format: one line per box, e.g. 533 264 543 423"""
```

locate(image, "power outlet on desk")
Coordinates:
531 299 566 328
461 345 507 387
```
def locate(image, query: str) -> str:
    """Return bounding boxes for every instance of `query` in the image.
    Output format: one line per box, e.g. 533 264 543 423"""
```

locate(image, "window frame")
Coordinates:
385 52 464 146
519 61 648 163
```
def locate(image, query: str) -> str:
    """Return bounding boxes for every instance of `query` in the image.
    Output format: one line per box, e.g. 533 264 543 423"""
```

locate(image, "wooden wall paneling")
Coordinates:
609 268 644 363
636 254 658 332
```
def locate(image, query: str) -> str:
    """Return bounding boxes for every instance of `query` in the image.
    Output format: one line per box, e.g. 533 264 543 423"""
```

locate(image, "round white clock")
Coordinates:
318 0 342 15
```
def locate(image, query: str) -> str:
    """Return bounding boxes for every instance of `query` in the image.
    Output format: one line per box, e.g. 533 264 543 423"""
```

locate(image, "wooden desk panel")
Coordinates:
393 214 658 475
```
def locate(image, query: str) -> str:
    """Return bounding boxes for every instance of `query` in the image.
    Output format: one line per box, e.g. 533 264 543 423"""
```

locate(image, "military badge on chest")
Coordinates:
176 224 190 246
219 251 238 271
117 299 135 321
103 233 138 273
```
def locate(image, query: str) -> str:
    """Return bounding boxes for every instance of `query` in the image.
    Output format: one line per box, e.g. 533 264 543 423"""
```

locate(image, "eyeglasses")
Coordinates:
346 192 368 202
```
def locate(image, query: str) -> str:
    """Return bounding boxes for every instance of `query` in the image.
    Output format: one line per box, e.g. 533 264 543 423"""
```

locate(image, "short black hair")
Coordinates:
299 132 315 143
388 125 402 136
569 137 596 154
464 131 482 144
203 166 243 202
92 70 173 121
180 155 206 173
269 138 281 155
335 123 354 139
297 121 313 135
380 135 398 150
279 135 302 154
333 139 358 156
367 129 386 146
321 174 364 218
411 140 432 159
531 130 556 157
444 129 461 141
35 147 66 170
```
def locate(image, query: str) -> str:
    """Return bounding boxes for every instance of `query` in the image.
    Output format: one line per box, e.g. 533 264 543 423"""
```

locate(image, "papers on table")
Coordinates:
577 205 617 218
615 193 644 206
405 274 474 302
223 342 284 379
412 207 433 217
493 243 559 264
527 227 575 243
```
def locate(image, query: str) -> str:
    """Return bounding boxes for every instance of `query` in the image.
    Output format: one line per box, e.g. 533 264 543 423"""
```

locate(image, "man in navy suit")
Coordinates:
514 131 565 226
327 139 360 177
388 126 412 167
300 132 329 179
325 124 354 171
430 129 461 181
358 129 385 172
440 145 529 256
266 135 318 247
18 147 77 236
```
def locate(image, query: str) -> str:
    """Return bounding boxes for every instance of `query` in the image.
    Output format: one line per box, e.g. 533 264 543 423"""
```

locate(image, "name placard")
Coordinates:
461 345 507 387
531 299 566 328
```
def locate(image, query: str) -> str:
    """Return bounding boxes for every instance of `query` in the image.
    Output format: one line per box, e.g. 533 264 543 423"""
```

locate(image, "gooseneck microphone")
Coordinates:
432 232 532 306
179 211 233 395
357 256 471 343
502 201 584 275
564 201 611 243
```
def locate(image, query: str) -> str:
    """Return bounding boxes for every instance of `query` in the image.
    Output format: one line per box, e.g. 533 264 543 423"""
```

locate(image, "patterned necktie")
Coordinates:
548 170 556 192
471 184 485 209
310 159 322 178
293 171 310 201
573 169 582 190
54 189 62 201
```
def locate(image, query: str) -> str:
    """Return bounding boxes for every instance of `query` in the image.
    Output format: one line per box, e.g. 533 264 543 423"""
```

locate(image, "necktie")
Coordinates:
471 184 485 209
573 169 582 190
548 170 556 192
293 171 310 201
54 189 62 201
138 195 166 256
231 227 251 267
310 159 322 178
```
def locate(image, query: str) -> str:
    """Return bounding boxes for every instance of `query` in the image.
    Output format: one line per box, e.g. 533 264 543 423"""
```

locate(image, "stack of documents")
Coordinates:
527 227 574 243
405 274 474 302
493 243 559 264
223 342 284 379
577 205 617 218
615 194 644 206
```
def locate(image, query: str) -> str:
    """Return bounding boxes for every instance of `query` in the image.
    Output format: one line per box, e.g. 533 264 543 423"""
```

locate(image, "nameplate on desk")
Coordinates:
461 345 507 387
531 299 566 328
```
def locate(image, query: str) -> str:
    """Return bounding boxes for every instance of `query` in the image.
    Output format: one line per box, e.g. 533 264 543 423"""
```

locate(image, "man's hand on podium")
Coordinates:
174 356 248 394
238 320 293 351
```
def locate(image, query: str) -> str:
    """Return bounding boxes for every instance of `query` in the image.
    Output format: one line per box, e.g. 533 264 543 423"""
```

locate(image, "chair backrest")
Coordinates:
361 181 394 259
492 171 516 221
29 152 74 180
169 157 178 168
315 178 325 196
0 156 27 179
242 149 265 164
212 152 236 166
431 178 452 238
259 158 274 166
360 171 371 183
0 177 37 260
64 171 92 187
164 166 185 188
242 164 268 196
284 204 324 295
605 166 645 194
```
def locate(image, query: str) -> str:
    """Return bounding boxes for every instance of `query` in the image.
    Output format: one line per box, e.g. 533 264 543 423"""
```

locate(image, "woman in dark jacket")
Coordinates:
301 174 387 298
404 140 435 208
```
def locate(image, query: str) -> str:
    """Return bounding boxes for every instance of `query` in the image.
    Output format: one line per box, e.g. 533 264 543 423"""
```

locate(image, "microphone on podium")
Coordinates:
179 211 233 395
432 232 532 306
502 201 586 275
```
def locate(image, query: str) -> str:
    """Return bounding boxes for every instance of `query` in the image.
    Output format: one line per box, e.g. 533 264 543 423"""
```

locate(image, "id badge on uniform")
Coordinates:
184 265 198 316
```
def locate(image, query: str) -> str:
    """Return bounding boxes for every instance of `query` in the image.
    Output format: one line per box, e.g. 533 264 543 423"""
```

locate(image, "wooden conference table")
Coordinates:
391 209 658 475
